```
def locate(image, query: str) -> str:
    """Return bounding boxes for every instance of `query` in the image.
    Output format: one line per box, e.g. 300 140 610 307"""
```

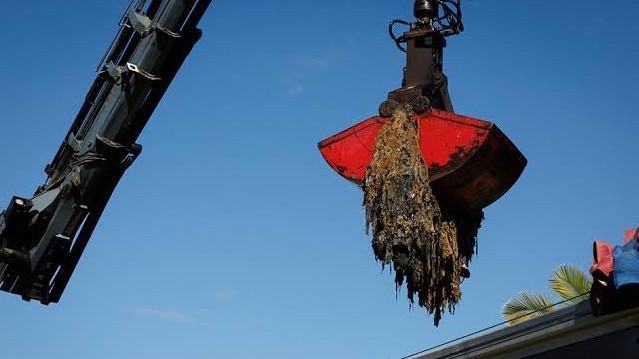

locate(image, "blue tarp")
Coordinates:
613 240 639 289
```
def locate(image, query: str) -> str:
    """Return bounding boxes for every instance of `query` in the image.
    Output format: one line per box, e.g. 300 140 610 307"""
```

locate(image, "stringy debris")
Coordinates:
363 105 483 326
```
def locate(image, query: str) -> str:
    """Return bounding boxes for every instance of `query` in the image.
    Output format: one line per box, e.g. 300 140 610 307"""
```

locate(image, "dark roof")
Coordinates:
403 301 639 359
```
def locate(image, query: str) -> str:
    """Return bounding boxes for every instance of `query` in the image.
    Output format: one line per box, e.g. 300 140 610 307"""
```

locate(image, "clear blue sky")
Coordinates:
0 1 638 358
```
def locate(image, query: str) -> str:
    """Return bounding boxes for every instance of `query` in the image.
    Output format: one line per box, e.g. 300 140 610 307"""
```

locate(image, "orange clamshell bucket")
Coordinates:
318 109 527 213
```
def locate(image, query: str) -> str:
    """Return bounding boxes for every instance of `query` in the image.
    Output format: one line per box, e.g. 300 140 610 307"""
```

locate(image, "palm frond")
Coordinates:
502 291 556 325
549 264 593 304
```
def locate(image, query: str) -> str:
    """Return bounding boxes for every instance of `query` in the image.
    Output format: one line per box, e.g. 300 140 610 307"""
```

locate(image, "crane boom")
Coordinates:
0 0 211 304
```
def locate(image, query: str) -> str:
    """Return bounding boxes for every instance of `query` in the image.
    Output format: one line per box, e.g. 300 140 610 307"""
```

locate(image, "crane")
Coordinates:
0 0 529 314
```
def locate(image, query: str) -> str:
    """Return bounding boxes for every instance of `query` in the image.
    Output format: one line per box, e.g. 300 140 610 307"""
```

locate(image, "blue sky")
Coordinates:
0 1 638 358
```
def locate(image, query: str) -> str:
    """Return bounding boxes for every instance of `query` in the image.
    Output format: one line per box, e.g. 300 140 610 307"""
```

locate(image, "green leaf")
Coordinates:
549 264 593 304
502 291 556 325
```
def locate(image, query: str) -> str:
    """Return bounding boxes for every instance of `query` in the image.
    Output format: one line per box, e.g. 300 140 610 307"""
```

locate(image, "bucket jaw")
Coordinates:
318 109 527 213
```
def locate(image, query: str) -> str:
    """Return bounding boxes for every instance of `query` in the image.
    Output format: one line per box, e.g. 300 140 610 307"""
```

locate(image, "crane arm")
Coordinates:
0 0 211 304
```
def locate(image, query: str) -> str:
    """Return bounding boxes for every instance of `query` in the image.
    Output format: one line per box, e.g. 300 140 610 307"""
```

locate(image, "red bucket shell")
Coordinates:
318 109 527 213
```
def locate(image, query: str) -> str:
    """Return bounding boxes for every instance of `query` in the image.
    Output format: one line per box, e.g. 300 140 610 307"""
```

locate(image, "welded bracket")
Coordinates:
66 133 82 152
127 7 181 38
94 135 142 169
106 61 161 82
